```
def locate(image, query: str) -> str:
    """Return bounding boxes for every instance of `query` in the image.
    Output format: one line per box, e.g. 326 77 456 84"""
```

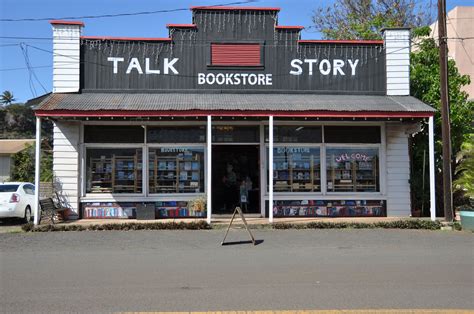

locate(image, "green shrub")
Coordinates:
273 220 442 230
22 220 212 232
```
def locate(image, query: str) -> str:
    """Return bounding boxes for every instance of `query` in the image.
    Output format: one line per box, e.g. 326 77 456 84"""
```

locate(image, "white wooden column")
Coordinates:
34 117 41 225
269 116 274 223
206 115 212 224
428 116 436 221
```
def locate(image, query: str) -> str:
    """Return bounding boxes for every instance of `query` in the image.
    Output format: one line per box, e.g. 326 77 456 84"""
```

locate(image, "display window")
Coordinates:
265 126 322 143
326 147 379 192
270 146 321 192
84 125 144 143
212 125 259 143
86 148 143 194
148 147 205 194
324 126 381 143
147 126 206 143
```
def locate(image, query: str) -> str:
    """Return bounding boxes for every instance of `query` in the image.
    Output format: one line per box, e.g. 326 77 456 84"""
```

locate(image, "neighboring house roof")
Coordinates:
24 92 52 108
0 139 35 154
34 92 435 118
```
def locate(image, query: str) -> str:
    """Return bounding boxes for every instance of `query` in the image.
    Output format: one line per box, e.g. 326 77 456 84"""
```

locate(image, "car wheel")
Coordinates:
23 206 32 223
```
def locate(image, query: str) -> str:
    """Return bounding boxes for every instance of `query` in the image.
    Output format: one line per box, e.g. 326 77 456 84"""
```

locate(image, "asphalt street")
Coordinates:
0 229 473 312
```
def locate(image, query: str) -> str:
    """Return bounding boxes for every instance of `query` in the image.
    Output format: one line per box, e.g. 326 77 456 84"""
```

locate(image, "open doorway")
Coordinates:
212 145 260 214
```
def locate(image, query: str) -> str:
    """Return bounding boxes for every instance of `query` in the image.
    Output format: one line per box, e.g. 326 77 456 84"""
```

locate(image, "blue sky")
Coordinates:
0 0 471 102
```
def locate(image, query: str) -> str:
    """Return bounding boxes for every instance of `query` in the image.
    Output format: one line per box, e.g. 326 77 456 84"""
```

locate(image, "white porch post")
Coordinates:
428 116 436 221
206 115 212 224
34 117 41 225
269 116 274 223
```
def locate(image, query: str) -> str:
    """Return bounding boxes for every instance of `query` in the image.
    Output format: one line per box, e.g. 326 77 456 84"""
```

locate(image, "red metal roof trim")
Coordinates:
298 40 384 44
191 6 280 11
81 36 172 42
36 110 434 118
166 24 197 28
275 26 304 30
50 20 85 26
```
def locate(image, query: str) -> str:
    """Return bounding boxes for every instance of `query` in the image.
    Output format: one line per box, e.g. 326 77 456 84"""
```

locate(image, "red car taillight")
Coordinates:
9 193 20 203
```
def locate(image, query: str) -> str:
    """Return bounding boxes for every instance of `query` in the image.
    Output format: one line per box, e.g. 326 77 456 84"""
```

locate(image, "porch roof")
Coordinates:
34 92 435 118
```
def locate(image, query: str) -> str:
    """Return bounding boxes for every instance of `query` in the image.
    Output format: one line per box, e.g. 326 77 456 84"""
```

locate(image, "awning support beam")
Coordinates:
34 117 41 225
428 116 436 221
206 115 212 224
269 116 274 223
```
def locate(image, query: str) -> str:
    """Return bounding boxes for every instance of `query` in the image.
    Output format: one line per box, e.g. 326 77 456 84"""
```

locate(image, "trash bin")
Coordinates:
459 211 474 231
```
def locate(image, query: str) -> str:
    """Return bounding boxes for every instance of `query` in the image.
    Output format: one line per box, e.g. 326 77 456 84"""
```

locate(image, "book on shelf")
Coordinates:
179 171 188 181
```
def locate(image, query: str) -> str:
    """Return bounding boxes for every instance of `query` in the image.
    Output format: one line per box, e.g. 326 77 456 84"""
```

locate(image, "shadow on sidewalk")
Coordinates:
221 239 264 246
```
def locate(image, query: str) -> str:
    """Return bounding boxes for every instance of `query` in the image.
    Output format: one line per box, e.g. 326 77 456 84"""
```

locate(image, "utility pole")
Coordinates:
437 0 453 222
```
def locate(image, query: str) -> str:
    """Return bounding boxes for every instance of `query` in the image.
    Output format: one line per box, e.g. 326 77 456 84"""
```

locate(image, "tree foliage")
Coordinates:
10 144 53 183
1 90 16 106
0 101 52 140
311 0 431 40
1 92 54 183
410 26 473 214
454 135 474 199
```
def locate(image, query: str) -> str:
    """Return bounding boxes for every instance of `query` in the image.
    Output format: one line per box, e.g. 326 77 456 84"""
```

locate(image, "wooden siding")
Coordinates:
52 24 82 93
384 29 410 96
386 123 411 216
53 121 80 215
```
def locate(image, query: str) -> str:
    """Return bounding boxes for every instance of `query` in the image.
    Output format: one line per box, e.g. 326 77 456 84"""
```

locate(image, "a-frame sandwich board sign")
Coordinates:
221 206 256 246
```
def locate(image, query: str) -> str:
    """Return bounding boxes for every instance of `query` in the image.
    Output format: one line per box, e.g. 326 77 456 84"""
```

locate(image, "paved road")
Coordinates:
0 229 472 312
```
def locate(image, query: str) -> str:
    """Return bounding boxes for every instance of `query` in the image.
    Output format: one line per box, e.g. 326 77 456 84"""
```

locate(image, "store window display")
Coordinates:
86 148 143 194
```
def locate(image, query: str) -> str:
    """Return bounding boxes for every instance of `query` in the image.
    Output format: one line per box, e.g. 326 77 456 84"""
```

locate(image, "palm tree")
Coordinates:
1 91 16 106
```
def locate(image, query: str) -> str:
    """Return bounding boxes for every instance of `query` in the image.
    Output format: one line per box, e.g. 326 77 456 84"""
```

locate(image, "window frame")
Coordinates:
207 41 265 70
147 143 207 197
265 142 323 195
83 143 146 198
263 122 386 197
324 143 382 195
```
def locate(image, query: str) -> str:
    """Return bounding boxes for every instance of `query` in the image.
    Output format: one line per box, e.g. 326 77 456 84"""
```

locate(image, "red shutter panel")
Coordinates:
211 43 261 66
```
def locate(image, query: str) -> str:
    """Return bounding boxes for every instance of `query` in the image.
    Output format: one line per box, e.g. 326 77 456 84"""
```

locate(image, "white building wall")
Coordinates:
51 23 82 93
386 123 411 216
53 121 80 216
383 28 411 96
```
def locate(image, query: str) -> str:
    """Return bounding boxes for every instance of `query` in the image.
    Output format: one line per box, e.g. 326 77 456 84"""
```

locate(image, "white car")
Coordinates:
0 182 36 223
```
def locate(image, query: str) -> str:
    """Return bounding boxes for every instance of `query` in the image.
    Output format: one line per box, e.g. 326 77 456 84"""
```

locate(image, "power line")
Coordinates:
19 43 48 96
0 1 257 22
0 36 51 40
0 65 52 72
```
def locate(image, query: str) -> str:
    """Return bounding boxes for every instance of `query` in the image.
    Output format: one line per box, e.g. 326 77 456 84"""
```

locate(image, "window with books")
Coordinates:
149 147 205 194
326 147 379 192
271 147 321 192
86 148 143 194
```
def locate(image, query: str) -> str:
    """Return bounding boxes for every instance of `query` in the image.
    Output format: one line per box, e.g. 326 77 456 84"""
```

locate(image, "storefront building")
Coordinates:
34 6 436 223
